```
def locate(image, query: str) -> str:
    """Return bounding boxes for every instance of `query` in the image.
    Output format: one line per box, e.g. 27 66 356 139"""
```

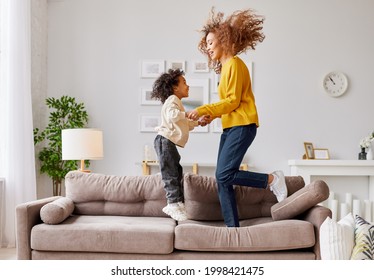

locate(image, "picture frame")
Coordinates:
304 142 315 159
211 72 220 92
192 61 210 73
167 60 186 72
314 148 330 160
212 118 222 133
247 60 253 85
140 60 165 78
183 78 209 132
140 115 160 132
140 88 160 106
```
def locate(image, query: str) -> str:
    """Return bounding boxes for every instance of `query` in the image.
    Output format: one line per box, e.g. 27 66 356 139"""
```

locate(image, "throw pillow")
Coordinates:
351 215 374 260
320 213 355 260
271 180 329 220
40 197 74 224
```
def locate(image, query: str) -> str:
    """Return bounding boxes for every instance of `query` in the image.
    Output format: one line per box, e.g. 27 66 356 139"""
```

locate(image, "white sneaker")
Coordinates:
177 202 185 210
270 171 288 202
162 203 187 221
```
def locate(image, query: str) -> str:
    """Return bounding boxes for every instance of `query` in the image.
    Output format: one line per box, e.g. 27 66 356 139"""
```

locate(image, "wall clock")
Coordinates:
323 71 348 97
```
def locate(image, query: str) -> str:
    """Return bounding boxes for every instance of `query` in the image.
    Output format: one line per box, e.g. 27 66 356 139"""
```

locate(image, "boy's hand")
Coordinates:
198 115 212 126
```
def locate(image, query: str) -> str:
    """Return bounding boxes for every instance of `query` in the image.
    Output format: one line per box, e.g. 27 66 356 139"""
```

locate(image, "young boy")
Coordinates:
151 69 208 221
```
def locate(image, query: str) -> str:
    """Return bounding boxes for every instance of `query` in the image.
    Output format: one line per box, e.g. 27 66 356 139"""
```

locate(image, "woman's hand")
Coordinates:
187 109 200 121
198 115 212 126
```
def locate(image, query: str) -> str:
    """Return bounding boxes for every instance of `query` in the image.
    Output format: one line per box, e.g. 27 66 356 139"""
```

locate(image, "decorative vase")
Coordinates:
367 143 374 160
358 147 367 160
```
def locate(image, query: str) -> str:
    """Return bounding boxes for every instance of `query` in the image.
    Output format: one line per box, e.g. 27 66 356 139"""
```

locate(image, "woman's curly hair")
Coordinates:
198 7 265 73
151 68 185 104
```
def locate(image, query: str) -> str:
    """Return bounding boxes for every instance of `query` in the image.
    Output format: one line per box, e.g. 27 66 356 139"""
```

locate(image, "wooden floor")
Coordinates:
0 248 16 260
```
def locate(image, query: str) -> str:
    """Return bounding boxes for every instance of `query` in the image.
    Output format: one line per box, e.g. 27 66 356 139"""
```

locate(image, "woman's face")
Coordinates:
206 32 223 62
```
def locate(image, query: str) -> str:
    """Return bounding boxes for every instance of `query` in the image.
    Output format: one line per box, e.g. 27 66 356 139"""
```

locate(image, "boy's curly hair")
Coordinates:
151 69 185 104
198 7 265 73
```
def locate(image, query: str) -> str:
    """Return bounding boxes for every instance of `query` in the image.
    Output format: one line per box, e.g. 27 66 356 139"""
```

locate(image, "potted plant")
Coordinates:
34 95 89 196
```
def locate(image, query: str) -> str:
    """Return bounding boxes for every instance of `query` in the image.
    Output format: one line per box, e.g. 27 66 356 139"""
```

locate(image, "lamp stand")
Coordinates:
79 159 91 173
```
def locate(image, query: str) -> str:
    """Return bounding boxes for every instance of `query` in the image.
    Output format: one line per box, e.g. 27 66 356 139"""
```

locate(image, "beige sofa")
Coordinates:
16 171 331 260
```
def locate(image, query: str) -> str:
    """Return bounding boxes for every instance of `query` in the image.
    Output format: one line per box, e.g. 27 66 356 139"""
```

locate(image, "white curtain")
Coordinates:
0 0 36 248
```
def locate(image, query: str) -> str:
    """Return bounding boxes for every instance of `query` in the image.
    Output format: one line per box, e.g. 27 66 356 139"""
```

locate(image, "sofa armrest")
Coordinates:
299 205 332 260
16 196 61 260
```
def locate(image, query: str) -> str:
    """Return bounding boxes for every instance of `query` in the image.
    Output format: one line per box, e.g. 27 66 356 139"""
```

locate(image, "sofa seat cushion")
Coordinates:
31 215 176 254
175 217 315 252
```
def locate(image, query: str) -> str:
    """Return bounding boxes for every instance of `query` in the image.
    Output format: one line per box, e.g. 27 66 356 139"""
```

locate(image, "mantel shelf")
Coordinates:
288 159 374 201
288 159 374 167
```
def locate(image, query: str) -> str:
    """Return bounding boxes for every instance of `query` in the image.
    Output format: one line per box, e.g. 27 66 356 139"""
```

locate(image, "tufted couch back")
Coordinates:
183 173 306 220
65 171 168 217
65 171 306 221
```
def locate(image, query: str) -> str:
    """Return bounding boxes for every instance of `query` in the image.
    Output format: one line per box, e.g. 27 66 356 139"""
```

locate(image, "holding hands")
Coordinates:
187 110 212 127
197 115 212 127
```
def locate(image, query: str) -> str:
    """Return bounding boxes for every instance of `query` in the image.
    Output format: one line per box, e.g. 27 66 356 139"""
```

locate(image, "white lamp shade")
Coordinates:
62 128 104 160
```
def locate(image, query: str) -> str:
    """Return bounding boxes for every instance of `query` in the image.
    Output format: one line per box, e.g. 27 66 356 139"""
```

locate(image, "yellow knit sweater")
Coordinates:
196 56 259 129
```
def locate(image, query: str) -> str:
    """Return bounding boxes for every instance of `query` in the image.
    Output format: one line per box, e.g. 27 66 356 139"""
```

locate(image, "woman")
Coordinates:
188 8 287 227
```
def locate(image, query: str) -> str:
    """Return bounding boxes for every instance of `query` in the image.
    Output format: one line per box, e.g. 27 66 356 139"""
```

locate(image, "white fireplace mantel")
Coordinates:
288 160 374 201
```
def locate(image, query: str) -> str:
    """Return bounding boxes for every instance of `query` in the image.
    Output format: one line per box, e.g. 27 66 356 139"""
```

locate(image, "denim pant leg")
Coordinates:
216 125 268 227
154 135 183 204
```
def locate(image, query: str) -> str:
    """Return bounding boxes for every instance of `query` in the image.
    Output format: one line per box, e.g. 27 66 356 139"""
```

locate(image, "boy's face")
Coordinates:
173 76 189 99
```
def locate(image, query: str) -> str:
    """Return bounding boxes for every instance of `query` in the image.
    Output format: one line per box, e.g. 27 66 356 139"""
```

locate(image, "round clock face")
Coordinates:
323 71 348 97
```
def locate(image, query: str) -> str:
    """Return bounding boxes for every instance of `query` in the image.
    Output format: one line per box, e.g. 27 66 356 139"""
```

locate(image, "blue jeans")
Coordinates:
216 124 268 227
154 135 184 204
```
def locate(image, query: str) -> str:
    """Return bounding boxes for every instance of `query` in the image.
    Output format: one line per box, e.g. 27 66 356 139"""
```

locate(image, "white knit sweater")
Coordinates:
155 95 198 148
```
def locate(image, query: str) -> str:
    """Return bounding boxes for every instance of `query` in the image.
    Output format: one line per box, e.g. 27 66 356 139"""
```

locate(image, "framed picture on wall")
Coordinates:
140 60 165 78
192 61 209 73
212 72 220 92
212 118 222 133
167 60 186 72
183 78 209 133
304 142 315 159
140 88 160 105
247 60 253 85
140 115 160 132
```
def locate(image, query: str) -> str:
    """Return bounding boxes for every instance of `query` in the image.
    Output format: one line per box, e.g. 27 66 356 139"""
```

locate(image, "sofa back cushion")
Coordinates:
184 173 306 221
65 171 167 217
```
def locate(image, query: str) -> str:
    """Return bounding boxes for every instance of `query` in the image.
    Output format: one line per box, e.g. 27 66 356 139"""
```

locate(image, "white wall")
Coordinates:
36 0 374 197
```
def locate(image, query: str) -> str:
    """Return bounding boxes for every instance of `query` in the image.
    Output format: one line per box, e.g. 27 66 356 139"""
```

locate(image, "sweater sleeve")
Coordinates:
196 61 243 117
165 100 186 122
188 119 199 131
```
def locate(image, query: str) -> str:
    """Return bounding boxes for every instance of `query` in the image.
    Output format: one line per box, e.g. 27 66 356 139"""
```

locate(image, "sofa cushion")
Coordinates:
175 218 315 251
351 215 374 260
271 180 329 220
65 171 167 217
320 213 355 260
31 215 176 254
40 197 74 224
183 173 305 221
